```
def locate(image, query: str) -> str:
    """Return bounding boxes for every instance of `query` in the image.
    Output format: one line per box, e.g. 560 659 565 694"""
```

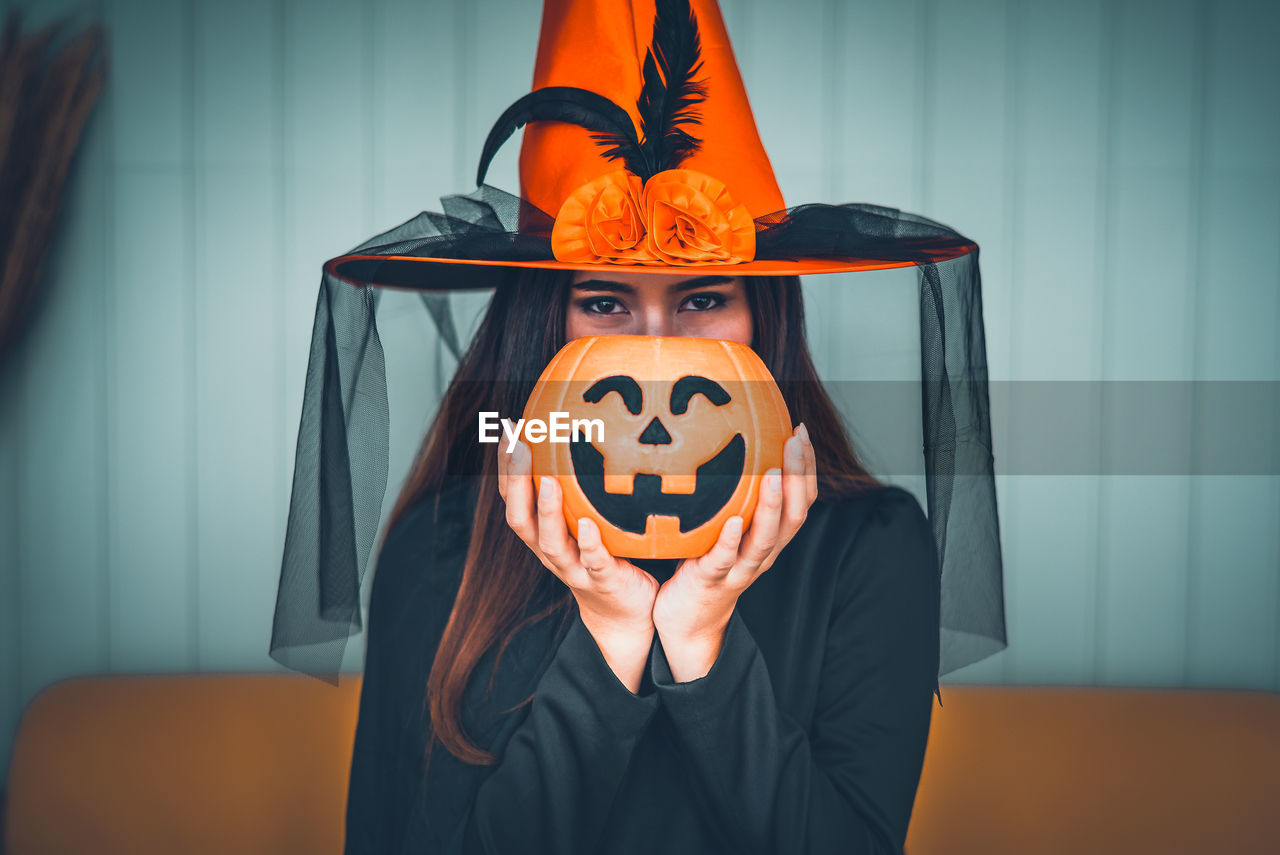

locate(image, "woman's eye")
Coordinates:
581 297 626 315
681 293 726 311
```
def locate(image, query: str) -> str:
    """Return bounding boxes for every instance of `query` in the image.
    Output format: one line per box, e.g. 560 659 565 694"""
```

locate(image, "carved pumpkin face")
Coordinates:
522 335 792 559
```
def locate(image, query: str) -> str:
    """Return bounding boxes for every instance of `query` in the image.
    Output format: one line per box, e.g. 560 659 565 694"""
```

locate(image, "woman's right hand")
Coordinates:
498 440 658 693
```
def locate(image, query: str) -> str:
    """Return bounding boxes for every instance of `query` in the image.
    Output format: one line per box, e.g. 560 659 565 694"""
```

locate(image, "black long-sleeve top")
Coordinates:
345 477 941 855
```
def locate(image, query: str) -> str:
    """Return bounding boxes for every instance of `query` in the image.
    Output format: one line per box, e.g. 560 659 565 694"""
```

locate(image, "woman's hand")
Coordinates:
652 424 817 683
498 439 658 693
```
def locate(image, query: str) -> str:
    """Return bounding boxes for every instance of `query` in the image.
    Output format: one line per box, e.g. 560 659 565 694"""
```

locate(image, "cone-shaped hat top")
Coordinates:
518 0 785 222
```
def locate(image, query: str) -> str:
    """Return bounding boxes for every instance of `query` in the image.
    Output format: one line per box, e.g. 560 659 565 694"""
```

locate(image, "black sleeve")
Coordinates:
648 489 941 855
454 611 662 855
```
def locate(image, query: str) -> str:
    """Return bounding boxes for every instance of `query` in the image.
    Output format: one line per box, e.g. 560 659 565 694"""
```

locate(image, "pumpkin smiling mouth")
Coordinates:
568 434 746 535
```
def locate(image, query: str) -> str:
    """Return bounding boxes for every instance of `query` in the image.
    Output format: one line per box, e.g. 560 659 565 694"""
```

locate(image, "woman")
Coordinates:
269 0 1004 851
342 265 941 854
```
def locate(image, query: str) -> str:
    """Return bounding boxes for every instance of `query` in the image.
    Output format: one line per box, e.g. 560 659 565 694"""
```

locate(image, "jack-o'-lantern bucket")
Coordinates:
522 334 791 559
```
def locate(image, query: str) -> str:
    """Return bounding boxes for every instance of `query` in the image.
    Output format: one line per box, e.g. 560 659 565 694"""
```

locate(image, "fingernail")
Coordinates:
789 436 804 459
727 516 744 536
798 423 810 445
768 469 782 492
540 476 554 496
516 442 530 467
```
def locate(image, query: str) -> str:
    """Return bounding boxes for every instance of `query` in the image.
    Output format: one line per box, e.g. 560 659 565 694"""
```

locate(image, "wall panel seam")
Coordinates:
1000 0 1020 684
100 0 115 673
1182 0 1210 686
1092 0 1119 684
185 0 200 670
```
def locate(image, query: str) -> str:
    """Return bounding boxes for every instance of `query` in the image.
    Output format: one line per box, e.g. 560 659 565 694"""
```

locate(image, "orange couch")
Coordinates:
4 676 1278 854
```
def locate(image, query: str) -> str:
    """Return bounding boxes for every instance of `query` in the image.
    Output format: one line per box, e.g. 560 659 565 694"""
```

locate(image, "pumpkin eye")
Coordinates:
583 375 643 415
669 375 731 415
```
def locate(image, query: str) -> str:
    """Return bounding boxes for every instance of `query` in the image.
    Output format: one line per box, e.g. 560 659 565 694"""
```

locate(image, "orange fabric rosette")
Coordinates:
641 168 755 264
551 167 755 266
550 169 655 264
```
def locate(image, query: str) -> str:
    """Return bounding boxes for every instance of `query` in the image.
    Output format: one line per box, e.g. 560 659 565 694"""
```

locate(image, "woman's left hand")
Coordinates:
652 423 817 682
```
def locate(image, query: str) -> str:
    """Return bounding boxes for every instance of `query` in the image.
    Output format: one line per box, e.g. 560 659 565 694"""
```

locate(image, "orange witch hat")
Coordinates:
325 0 974 287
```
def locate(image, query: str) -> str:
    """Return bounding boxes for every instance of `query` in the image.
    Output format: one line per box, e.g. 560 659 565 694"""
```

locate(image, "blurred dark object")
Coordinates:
0 10 107 368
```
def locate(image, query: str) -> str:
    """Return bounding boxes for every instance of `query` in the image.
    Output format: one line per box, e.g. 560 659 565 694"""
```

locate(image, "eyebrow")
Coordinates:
571 275 735 294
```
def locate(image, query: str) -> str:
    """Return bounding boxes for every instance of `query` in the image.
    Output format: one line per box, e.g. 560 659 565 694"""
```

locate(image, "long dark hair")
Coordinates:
387 268 882 765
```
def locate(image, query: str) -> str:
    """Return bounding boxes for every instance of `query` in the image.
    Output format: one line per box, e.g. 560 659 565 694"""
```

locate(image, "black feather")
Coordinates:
475 86 644 186
587 128 643 170
635 0 708 177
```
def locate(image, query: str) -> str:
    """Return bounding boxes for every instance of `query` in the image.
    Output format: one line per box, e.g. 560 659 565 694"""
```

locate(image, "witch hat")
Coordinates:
325 0 973 287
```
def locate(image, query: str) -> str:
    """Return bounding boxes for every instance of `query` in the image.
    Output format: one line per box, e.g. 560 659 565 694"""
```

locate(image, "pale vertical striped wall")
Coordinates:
1 0 1277 778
